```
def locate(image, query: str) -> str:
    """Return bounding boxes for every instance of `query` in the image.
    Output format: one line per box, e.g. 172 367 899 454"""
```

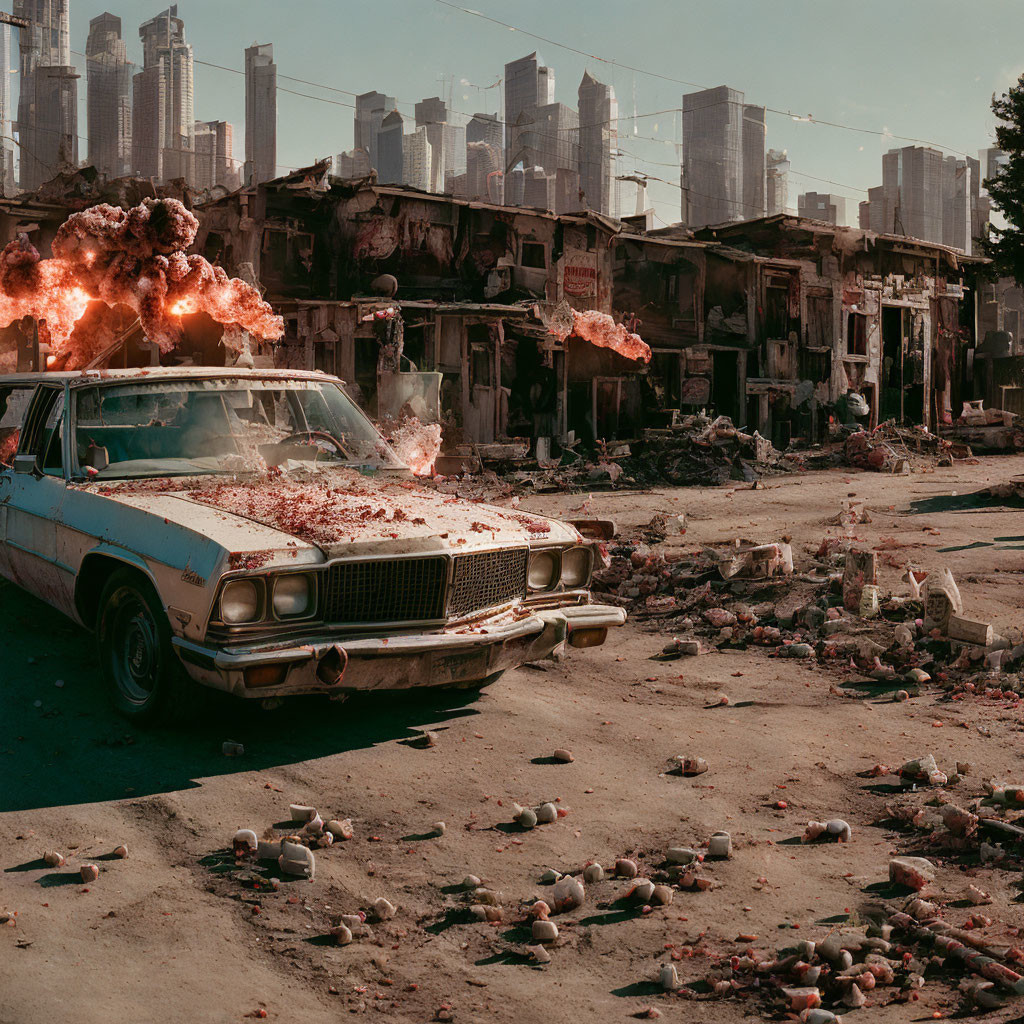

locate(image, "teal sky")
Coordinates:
57 0 1024 225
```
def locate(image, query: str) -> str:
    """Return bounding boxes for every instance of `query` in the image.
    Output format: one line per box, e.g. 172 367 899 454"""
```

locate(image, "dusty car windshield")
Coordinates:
73 377 404 479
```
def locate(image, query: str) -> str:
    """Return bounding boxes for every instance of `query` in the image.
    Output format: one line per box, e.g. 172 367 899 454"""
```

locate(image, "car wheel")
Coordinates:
97 567 198 724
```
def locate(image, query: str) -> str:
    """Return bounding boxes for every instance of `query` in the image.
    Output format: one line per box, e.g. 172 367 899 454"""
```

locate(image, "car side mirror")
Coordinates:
13 454 37 475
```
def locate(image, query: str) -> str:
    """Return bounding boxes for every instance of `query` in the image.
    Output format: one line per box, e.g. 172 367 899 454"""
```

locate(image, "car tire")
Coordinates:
97 567 199 724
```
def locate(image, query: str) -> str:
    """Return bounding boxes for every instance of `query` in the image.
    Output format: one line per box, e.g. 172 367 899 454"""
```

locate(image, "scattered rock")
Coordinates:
43 851 64 868
535 802 558 824
551 875 585 912
531 919 558 943
583 863 604 883
659 963 679 991
462 875 482 889
330 923 353 945
80 864 99 883
651 884 674 906
707 831 731 858
552 749 574 763
432 821 446 837
372 897 396 921
540 869 561 884
614 858 638 878
515 807 538 829
527 944 551 964
278 841 315 879
631 879 655 903
112 844 128 859
888 856 935 891
288 804 317 824
326 818 354 840
666 847 698 865
676 755 709 776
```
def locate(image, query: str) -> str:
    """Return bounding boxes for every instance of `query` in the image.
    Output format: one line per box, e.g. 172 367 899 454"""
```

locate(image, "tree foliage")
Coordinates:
981 76 1024 281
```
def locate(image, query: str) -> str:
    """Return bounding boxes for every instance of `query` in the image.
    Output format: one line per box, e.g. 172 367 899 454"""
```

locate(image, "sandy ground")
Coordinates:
3 455 1024 1024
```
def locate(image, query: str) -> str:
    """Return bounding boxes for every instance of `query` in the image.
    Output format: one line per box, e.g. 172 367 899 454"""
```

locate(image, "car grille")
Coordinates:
323 556 448 624
448 547 528 619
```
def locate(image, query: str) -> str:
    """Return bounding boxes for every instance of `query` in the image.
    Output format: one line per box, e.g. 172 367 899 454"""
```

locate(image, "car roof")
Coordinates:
0 366 346 388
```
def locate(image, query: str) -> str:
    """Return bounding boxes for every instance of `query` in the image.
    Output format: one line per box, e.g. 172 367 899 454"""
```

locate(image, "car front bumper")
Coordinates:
171 599 627 698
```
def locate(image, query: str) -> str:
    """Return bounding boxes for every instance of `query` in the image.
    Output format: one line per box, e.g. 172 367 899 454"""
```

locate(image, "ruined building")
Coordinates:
86 12 133 181
681 85 766 227
578 71 617 216
134 5 195 184
14 0 78 191
244 42 276 186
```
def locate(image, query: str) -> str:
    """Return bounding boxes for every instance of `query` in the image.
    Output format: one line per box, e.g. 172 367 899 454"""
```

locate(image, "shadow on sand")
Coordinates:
0 581 481 813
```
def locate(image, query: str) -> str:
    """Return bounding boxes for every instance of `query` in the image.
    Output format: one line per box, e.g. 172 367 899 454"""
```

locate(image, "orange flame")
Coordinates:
0 198 284 370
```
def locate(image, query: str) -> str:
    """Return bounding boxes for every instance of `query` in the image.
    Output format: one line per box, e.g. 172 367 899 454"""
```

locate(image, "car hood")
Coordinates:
94 471 579 566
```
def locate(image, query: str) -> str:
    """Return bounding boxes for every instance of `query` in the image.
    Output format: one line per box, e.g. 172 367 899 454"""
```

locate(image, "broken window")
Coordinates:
470 344 493 388
846 312 868 357
0 385 33 468
520 241 546 269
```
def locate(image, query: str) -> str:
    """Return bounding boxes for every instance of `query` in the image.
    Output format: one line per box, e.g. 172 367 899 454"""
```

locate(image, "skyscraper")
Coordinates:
87 13 133 180
194 120 237 191
766 148 789 216
414 96 464 193
244 43 276 186
466 139 502 201
577 71 616 215
14 0 77 191
0 23 15 194
354 91 395 171
376 109 404 185
530 101 577 180
797 191 846 225
402 126 432 192
504 52 554 173
680 85 765 227
134 6 195 183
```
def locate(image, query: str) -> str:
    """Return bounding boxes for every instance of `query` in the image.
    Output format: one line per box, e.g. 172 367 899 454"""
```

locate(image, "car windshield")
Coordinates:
73 377 405 479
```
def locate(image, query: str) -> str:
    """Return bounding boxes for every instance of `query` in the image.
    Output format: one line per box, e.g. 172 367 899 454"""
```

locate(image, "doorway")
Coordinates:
712 350 739 423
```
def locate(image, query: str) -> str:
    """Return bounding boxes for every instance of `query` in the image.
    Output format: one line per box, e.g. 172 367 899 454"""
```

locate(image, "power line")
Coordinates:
430 0 974 159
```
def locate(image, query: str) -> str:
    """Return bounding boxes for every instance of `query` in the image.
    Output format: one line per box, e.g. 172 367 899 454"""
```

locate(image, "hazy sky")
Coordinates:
56 0 1024 225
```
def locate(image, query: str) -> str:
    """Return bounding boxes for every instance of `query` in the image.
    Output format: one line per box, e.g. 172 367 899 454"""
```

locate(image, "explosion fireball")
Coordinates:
0 198 284 369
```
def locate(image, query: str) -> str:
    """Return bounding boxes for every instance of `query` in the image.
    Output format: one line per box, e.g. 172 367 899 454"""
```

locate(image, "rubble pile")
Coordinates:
633 414 802 487
843 422 969 474
594 521 1023 695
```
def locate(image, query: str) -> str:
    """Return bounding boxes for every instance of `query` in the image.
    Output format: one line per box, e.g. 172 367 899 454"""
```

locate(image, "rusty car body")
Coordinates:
0 366 625 721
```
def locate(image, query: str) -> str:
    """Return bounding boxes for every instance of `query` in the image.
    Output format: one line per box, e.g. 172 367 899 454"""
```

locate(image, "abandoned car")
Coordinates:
0 367 625 721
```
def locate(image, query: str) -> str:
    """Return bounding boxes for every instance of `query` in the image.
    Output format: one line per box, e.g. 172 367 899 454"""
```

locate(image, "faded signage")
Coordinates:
562 250 597 298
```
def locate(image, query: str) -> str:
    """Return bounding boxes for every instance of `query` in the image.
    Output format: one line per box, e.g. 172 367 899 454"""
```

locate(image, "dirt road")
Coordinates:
3 456 1024 1024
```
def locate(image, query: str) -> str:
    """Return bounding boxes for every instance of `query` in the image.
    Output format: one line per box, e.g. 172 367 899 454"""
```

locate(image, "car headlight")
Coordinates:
220 579 262 624
560 546 593 588
273 573 314 618
528 549 560 592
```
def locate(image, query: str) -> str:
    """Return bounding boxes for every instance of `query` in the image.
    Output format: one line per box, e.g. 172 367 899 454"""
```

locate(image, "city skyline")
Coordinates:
0 0 1018 229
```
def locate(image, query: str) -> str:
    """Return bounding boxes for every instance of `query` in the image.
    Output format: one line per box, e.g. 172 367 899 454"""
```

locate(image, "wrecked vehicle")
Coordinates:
0 367 624 721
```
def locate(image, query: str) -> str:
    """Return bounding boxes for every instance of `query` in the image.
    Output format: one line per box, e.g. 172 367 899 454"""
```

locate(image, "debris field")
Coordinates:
4 454 1024 1023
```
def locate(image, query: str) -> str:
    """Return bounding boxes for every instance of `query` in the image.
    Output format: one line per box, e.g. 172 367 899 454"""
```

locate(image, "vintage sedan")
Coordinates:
0 367 625 722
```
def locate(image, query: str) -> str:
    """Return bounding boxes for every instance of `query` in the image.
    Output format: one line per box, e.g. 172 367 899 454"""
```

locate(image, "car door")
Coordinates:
0 383 75 614
0 382 38 581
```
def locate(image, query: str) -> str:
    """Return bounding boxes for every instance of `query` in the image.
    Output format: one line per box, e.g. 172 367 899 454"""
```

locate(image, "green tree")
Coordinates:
981 76 1024 280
